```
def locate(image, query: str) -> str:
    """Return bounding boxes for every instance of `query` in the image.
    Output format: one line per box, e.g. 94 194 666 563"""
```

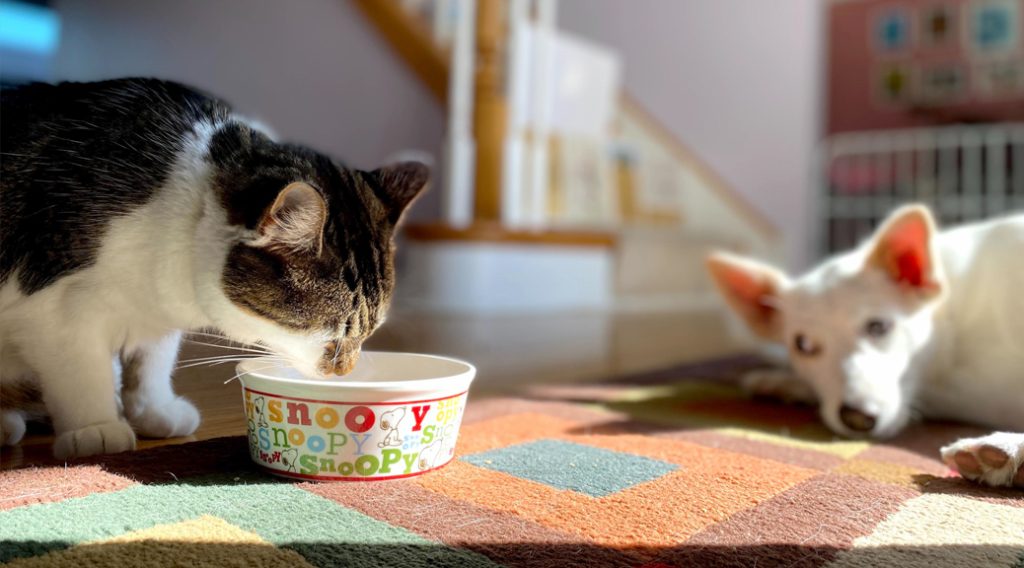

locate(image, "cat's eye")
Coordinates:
864 318 892 338
793 333 822 357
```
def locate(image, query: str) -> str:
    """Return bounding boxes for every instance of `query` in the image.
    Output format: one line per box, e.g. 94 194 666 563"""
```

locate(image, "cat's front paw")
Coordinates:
1 410 27 446
941 432 1024 488
54 420 136 459
741 368 817 405
126 396 200 439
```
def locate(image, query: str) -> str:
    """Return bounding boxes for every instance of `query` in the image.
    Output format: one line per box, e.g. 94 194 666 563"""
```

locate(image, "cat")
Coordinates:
0 78 428 459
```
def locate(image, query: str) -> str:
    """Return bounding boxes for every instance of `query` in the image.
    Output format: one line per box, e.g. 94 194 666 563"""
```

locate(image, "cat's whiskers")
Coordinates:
183 342 274 356
183 336 274 355
223 362 282 385
175 353 266 367
175 357 262 371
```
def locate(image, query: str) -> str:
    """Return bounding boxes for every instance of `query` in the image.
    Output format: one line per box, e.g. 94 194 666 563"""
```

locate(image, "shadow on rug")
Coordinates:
2 356 1022 567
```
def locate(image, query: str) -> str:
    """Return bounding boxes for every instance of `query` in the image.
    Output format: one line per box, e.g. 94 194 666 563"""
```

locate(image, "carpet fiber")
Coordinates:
2 365 1023 567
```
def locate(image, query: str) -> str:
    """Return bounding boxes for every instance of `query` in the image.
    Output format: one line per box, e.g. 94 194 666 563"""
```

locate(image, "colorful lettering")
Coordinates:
354 454 379 476
350 432 372 455
315 407 339 429
402 452 418 474
327 432 347 454
286 402 311 426
411 405 430 431
379 448 402 474
345 406 375 433
299 454 318 475
271 427 290 448
421 425 435 445
268 399 283 423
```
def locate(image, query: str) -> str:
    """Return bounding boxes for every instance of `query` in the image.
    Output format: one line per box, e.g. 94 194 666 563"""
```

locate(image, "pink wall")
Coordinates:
828 0 1024 134
559 0 825 269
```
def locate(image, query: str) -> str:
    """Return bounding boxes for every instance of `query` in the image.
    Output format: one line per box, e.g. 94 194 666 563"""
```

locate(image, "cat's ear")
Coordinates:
255 182 327 256
863 205 944 299
370 161 430 223
706 252 790 341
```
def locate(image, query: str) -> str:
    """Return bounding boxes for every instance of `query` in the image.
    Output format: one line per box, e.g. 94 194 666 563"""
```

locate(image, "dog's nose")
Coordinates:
839 405 876 432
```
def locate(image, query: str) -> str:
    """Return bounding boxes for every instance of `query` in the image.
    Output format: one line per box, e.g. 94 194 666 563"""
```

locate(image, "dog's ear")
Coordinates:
706 252 789 341
864 205 944 299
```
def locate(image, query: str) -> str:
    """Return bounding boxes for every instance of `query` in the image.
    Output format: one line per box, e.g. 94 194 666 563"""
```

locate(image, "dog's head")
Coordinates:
380 408 404 431
707 206 948 438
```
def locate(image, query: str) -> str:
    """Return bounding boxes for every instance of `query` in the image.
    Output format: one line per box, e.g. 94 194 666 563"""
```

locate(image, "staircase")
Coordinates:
354 0 782 313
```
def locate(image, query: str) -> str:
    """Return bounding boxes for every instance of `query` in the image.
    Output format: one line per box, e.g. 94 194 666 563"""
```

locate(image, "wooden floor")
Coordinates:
0 308 744 469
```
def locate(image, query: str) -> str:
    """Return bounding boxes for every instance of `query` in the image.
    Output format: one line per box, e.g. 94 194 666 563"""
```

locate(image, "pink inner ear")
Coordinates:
725 271 776 317
883 217 931 288
894 249 925 287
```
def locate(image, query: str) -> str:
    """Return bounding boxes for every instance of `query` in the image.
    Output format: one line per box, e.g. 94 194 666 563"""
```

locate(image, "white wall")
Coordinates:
53 0 446 219
559 0 824 270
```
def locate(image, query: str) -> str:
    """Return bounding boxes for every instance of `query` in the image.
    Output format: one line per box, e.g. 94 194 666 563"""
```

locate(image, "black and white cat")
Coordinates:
0 79 428 459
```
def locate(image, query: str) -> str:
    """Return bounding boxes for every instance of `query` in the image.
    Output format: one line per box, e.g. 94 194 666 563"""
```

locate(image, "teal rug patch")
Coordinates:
461 439 678 497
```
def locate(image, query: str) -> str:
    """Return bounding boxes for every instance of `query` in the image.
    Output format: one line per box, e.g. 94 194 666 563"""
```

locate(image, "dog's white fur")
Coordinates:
0 119 344 458
708 205 1024 487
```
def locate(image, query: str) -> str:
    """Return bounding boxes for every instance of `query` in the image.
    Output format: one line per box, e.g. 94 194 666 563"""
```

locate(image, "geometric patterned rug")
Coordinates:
2 375 1023 567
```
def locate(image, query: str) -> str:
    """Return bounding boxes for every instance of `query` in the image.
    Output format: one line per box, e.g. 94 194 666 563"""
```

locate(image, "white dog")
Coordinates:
707 205 1024 488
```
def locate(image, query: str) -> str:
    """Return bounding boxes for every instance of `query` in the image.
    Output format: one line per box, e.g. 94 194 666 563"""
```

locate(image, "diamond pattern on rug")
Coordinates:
3 357 1022 568
462 439 678 497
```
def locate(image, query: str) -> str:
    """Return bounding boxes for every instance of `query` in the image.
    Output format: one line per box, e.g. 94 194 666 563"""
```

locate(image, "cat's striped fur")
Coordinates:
0 78 427 458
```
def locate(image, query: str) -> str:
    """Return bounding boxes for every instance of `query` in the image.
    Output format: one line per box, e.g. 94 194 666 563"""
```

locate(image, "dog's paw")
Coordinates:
1 410 27 446
941 432 1024 488
741 369 817 405
126 396 201 439
54 420 136 459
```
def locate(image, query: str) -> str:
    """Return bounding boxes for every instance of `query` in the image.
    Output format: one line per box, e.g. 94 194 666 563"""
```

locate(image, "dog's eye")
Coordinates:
864 318 892 338
793 333 822 356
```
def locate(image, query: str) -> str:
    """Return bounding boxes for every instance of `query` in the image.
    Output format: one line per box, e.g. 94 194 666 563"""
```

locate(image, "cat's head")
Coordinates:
196 123 428 378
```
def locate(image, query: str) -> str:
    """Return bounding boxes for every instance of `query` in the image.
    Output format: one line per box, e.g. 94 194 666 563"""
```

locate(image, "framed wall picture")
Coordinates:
875 63 914 105
918 63 968 104
921 3 957 46
966 0 1020 56
873 6 913 53
973 58 1024 98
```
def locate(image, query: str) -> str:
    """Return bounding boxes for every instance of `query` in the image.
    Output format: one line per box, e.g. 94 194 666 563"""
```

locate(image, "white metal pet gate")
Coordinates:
819 123 1024 256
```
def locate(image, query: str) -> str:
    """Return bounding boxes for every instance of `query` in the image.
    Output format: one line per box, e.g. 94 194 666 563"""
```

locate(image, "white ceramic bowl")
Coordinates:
236 352 475 481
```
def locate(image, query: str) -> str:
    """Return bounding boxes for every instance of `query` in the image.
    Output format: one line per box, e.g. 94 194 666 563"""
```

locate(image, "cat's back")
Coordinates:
1 78 229 166
0 78 232 293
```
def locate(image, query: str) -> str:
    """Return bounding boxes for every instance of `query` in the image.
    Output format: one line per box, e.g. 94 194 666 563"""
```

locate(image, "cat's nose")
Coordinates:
839 404 876 433
319 340 361 376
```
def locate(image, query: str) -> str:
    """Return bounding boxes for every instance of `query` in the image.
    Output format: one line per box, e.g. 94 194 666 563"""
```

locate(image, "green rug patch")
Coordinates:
0 474 494 566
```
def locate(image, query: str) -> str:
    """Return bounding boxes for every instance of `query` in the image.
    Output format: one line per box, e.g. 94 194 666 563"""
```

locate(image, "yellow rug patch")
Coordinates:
826 494 1024 568
6 515 315 568
713 427 870 459
833 458 925 488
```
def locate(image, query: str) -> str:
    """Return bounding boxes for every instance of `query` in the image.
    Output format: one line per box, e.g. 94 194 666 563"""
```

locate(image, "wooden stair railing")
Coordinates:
353 0 449 104
352 0 778 245
471 0 506 221
354 0 510 226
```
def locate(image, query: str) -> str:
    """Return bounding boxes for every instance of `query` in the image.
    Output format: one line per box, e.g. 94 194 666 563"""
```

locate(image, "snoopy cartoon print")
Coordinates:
281 448 298 472
247 419 259 452
418 441 443 471
252 396 269 428
439 425 457 462
378 407 405 448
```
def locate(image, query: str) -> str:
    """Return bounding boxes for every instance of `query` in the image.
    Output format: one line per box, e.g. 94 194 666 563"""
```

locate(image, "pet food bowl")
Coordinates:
236 352 475 481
